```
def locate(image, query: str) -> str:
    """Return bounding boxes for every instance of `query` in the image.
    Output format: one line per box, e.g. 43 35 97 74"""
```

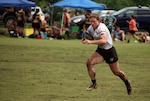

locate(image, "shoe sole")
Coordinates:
127 81 132 95
86 85 98 91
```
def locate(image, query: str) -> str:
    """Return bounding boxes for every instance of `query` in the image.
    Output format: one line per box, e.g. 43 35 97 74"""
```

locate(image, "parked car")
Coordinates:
92 9 116 17
0 7 32 25
112 6 150 33
71 15 85 26
71 10 116 26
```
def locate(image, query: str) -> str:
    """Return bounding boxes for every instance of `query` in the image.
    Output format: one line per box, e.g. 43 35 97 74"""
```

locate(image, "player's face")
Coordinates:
90 17 99 29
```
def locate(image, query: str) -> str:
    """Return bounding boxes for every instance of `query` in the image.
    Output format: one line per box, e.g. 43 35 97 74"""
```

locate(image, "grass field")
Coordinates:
0 37 150 101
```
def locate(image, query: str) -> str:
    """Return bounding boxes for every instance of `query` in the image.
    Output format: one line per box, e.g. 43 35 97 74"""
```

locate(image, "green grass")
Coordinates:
0 37 150 101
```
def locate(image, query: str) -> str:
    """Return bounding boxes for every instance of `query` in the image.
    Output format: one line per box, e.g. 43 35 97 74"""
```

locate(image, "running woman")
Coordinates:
82 13 132 95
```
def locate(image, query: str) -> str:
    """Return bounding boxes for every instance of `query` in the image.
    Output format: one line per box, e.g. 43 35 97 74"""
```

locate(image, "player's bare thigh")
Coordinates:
109 62 119 72
87 52 104 65
109 62 125 77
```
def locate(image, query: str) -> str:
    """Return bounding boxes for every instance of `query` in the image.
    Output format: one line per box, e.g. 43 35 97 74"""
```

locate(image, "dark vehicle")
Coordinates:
0 0 35 25
71 10 116 26
112 6 150 33
0 7 32 25
71 15 85 26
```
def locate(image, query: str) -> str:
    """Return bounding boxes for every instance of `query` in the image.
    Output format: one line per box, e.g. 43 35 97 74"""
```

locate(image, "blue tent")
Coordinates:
54 0 105 10
0 0 35 7
53 0 105 34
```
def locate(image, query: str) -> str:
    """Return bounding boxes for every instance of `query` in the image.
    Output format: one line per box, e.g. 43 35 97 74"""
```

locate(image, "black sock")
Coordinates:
119 76 128 85
91 80 96 85
124 80 129 86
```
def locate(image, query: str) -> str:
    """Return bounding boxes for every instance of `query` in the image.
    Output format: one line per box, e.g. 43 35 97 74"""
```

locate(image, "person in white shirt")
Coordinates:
81 13 132 95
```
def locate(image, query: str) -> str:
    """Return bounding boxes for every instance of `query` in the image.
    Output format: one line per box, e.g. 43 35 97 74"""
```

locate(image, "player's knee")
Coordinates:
113 71 125 78
86 60 92 68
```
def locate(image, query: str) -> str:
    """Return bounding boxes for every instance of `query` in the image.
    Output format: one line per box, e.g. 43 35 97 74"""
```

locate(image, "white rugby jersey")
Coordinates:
87 23 113 49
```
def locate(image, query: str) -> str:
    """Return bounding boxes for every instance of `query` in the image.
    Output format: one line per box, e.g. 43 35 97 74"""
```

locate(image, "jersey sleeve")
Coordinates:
100 29 107 35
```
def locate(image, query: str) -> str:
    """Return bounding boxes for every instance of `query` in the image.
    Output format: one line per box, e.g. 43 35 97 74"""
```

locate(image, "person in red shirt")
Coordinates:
126 15 140 43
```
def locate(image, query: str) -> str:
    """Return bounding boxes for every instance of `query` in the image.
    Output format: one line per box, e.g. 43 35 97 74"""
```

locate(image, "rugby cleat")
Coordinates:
86 84 98 91
125 80 132 95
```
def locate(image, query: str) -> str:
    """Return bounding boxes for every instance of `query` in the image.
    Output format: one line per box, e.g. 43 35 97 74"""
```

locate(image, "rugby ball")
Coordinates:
82 31 94 40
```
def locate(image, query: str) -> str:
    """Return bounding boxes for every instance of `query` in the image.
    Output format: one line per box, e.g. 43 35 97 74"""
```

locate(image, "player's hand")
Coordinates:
82 39 91 44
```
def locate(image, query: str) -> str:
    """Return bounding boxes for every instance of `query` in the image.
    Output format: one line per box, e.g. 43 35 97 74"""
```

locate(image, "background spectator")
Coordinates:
52 21 64 39
83 10 91 31
126 15 140 43
74 9 80 16
6 20 17 37
63 9 71 39
103 11 117 35
16 7 26 37
140 33 150 43
114 26 125 41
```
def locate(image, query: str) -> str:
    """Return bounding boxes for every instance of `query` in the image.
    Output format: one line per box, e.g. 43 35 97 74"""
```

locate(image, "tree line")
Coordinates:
30 0 150 24
31 0 150 10
95 0 150 10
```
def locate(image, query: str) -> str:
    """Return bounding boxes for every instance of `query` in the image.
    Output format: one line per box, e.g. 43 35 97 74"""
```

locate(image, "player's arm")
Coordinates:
113 16 117 25
82 32 107 45
23 11 26 23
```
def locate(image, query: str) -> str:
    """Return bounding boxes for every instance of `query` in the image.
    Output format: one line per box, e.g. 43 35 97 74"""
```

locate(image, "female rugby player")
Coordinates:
82 13 132 95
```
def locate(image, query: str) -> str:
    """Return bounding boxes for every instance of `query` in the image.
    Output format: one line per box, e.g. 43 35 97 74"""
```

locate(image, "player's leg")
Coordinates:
109 62 132 95
133 33 140 41
127 32 131 43
86 52 104 91
121 32 125 41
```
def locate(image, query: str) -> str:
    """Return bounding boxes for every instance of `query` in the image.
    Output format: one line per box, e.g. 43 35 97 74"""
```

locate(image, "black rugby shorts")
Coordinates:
96 46 118 64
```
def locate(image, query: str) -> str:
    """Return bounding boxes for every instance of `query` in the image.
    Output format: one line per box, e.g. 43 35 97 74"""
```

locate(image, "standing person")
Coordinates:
84 10 91 31
16 7 26 37
126 15 140 43
42 6 50 24
63 9 71 39
74 9 80 16
81 13 132 95
32 9 41 38
103 11 117 36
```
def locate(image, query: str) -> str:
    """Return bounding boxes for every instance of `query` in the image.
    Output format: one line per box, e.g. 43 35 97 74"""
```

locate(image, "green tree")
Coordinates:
29 0 150 24
30 0 150 10
94 0 150 10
